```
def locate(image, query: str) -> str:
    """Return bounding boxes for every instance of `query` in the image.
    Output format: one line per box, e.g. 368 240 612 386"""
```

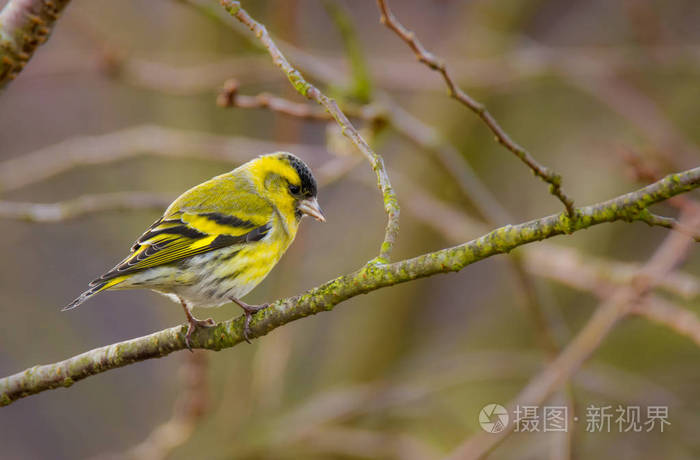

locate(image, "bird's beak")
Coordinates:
298 197 325 222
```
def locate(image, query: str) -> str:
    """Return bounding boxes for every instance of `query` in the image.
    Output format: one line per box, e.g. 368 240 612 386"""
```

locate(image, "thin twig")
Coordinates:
218 78 331 120
1 167 699 407
217 78 378 122
638 210 700 241
376 0 576 216
220 0 400 262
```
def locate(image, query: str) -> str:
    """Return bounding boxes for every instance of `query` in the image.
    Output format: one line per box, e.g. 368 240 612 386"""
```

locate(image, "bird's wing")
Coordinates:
92 189 273 284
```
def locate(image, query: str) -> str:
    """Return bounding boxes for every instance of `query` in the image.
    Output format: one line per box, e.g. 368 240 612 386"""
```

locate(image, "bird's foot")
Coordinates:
184 317 216 351
230 297 270 344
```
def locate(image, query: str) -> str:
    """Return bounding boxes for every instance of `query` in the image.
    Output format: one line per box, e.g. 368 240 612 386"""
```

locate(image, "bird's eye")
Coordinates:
289 184 301 195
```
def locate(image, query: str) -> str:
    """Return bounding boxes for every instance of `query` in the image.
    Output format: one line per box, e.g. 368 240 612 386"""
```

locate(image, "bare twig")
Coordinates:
220 0 400 261
0 0 72 88
218 78 332 120
217 78 378 122
376 0 576 216
1 167 699 407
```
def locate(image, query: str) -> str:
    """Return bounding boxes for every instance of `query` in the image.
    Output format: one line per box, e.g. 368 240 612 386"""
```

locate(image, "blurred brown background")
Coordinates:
1 0 699 459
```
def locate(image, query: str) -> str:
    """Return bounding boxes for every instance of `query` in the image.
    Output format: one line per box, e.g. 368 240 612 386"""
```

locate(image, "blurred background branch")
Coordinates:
449 211 700 459
0 192 172 222
0 125 328 193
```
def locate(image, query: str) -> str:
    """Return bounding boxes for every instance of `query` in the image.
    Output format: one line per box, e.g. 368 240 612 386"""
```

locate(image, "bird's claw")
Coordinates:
230 297 270 344
184 317 216 351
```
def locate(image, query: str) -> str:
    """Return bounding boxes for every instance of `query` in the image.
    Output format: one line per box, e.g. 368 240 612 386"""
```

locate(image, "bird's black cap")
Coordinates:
285 154 318 198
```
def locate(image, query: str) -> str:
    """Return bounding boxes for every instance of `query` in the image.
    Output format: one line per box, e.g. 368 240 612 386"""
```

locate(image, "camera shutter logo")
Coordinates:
479 404 509 433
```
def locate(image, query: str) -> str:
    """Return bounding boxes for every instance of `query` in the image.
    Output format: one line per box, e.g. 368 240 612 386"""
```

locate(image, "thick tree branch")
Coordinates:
1 167 698 407
0 0 72 88
376 0 576 216
219 0 400 262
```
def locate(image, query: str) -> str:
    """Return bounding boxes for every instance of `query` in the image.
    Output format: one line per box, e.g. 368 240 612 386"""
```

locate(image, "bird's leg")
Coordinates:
179 297 216 351
230 297 270 344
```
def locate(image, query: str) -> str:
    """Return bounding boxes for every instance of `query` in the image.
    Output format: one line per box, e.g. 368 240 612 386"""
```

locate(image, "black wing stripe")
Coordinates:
92 223 272 283
199 212 257 230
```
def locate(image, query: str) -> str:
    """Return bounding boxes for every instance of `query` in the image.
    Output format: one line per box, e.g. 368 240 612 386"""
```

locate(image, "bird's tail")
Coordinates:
62 277 126 311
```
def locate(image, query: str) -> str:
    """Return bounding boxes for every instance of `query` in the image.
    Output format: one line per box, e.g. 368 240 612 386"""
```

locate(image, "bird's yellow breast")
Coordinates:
211 212 297 286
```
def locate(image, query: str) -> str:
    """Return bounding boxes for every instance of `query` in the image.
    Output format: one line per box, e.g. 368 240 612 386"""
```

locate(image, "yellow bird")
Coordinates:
64 152 325 348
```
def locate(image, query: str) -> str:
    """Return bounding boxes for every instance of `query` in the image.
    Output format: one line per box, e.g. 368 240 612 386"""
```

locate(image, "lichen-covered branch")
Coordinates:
1 167 698 407
376 0 576 217
0 0 72 88
220 0 400 262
